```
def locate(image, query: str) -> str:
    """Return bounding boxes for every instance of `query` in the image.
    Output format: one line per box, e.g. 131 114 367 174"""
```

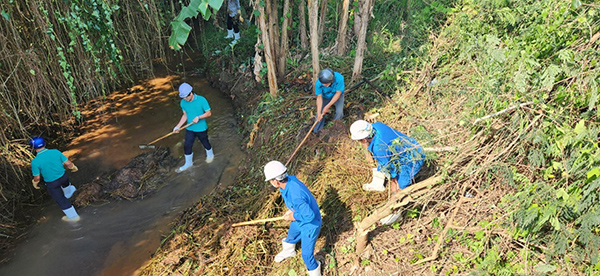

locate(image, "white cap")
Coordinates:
264 160 287 181
350 120 373 140
178 82 193 98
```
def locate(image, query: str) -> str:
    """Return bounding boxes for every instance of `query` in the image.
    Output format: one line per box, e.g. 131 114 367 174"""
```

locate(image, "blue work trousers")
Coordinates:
314 93 344 133
284 221 321 271
184 130 212 155
396 158 424 189
44 173 72 210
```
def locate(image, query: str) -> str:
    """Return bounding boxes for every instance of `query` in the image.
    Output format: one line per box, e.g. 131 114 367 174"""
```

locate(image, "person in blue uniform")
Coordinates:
263 160 322 276
30 136 80 221
350 120 425 193
313 68 345 134
173 82 214 172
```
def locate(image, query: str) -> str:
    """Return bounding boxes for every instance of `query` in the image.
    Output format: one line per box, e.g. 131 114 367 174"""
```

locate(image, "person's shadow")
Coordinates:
318 186 352 256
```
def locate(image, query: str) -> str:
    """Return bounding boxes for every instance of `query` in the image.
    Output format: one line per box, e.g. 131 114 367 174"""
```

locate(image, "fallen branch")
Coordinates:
355 176 442 254
423 146 456 152
473 101 534 124
413 196 471 265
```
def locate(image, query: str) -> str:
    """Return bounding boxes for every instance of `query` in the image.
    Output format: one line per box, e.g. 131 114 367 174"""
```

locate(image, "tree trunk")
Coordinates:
317 0 328 44
351 0 372 83
299 0 308 49
257 0 278 96
266 0 278 75
336 0 350 55
308 0 320 82
278 0 291 77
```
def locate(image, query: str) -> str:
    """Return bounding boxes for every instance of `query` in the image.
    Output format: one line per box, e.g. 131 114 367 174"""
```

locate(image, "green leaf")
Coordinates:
535 264 556 273
550 217 561 231
1 10 9 20
540 64 561 91
287 269 297 276
556 188 569 200
474 230 485 240
253 9 261 17
198 1 209 17
207 0 224 10
587 168 600 181
574 119 586 135
571 0 582 9
29 69 35 75
202 8 212 20
169 20 192 50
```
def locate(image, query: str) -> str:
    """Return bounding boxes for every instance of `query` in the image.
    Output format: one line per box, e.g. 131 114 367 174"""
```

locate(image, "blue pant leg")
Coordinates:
332 93 344 120
300 224 321 271
314 97 332 133
196 130 212 150
396 159 424 189
284 221 302 244
45 174 72 210
184 130 196 155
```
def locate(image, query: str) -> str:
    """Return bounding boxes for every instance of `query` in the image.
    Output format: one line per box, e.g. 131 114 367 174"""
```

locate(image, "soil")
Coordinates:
73 148 177 206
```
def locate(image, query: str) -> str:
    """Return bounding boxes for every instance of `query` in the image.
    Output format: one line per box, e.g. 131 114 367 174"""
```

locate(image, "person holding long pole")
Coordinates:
263 160 322 276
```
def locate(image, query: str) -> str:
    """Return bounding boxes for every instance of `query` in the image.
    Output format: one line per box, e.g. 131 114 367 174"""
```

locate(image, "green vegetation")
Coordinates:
140 0 600 275
1 0 599 274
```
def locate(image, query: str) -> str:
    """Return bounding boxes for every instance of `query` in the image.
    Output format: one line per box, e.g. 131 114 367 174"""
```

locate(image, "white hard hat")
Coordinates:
350 120 373 140
264 160 287 181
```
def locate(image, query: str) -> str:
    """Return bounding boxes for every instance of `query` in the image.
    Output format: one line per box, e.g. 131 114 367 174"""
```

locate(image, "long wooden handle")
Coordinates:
231 216 285 227
285 119 319 166
147 122 194 146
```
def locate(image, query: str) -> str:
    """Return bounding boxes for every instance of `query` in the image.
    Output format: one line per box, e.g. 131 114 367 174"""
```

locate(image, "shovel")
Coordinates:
139 122 194 149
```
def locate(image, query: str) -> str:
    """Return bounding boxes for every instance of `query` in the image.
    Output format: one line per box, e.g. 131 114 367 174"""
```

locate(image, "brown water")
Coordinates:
0 76 243 276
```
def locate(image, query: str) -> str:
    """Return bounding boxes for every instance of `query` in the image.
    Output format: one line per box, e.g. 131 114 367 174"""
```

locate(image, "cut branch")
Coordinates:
355 176 442 254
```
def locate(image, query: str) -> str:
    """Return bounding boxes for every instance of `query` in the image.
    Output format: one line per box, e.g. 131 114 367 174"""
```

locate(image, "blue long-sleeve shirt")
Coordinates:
280 175 322 227
368 122 425 179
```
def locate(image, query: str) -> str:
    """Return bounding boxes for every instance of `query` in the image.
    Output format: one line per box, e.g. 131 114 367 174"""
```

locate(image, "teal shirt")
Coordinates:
31 149 68 182
180 94 211 132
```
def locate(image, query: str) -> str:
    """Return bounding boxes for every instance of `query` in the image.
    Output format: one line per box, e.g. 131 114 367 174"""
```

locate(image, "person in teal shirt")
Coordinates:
314 68 345 134
30 136 80 221
173 82 214 172
263 160 322 276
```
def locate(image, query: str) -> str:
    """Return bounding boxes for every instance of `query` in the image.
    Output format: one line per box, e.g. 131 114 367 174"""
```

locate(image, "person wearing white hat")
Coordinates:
173 82 214 172
350 120 425 193
263 161 322 276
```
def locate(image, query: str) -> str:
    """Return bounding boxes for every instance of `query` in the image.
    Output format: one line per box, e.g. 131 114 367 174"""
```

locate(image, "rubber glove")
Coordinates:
70 164 79 172
173 126 180 133
32 179 40 190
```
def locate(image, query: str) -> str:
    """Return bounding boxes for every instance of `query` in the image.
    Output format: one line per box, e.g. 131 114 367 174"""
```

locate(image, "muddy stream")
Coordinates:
0 76 242 276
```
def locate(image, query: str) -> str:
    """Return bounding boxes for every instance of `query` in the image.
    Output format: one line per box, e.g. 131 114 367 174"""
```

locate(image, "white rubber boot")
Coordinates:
307 261 322 276
230 32 240 46
205 148 214 163
274 239 296 263
61 206 81 222
362 168 386 192
176 153 193 173
61 184 77 199
224 29 234 39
